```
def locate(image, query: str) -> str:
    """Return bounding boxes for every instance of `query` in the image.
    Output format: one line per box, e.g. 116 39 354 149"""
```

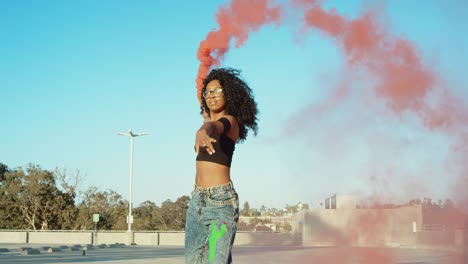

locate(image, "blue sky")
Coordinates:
2 0 467 209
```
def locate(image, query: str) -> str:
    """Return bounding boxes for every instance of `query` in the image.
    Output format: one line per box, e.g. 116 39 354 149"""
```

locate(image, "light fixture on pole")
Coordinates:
118 129 148 232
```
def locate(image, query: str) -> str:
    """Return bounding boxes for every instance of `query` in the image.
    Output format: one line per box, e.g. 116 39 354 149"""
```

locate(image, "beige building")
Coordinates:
325 194 357 209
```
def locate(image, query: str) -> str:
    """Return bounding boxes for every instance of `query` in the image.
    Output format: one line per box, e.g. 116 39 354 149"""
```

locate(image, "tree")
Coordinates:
267 208 279 217
284 204 298 214
75 187 127 230
0 162 8 183
0 164 75 230
423 197 433 209
54 168 81 200
260 205 267 216
53 168 81 229
1 162 198 231
133 200 160 230
172 195 190 229
0 163 23 229
241 201 250 217
250 208 261 217
443 199 455 209
154 195 190 230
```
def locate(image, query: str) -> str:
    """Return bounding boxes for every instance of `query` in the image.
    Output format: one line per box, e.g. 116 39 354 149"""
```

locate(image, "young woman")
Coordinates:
185 68 258 264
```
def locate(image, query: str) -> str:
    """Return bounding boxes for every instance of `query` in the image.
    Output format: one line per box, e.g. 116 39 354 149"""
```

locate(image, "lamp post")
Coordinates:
118 129 148 232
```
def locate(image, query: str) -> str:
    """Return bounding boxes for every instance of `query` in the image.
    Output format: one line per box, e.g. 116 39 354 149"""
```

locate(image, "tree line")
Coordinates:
0 162 290 232
0 163 189 231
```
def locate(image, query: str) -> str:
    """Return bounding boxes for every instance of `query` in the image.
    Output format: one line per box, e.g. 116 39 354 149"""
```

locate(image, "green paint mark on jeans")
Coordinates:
209 221 227 263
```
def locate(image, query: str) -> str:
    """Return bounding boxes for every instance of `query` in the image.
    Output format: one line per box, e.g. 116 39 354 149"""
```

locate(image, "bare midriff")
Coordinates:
196 161 231 187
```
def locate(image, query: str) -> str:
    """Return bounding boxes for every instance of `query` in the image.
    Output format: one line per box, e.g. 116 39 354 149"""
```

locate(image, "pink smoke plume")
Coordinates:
291 1 468 208
299 4 434 113
196 0 468 261
196 0 468 206
195 0 283 102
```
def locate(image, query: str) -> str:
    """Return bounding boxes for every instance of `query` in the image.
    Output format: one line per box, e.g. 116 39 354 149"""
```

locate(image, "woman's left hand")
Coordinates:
195 129 216 155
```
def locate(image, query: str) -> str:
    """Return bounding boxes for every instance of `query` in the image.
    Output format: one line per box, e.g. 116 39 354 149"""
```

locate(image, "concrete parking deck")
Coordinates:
0 243 465 264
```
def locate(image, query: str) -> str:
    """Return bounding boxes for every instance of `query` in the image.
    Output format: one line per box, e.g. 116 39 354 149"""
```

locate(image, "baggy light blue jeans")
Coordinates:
185 181 239 264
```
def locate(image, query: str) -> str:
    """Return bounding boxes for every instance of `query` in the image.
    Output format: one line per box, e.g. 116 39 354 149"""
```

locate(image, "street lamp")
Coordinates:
118 129 148 232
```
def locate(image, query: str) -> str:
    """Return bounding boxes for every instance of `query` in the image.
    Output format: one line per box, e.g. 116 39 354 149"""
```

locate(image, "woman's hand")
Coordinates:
195 129 216 155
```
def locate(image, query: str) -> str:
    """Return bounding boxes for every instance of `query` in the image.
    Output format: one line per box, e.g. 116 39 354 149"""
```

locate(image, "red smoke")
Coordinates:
293 4 468 259
198 0 468 261
300 5 434 113
294 1 468 207
195 0 283 102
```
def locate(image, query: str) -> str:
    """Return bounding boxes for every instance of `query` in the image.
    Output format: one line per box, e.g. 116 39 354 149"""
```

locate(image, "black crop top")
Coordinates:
196 117 236 167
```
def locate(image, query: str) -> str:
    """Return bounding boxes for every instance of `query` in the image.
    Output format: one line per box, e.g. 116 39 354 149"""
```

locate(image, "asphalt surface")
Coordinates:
0 243 465 264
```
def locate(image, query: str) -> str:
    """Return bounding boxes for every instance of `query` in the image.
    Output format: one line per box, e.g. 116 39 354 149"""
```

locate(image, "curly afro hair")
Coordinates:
201 67 258 142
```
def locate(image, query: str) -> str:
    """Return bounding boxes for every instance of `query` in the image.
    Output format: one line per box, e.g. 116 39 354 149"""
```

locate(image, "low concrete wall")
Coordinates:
0 230 295 246
235 232 298 246
2 228 463 250
158 232 185 246
134 232 159 245
28 231 92 244
0 231 28 243
94 232 132 245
